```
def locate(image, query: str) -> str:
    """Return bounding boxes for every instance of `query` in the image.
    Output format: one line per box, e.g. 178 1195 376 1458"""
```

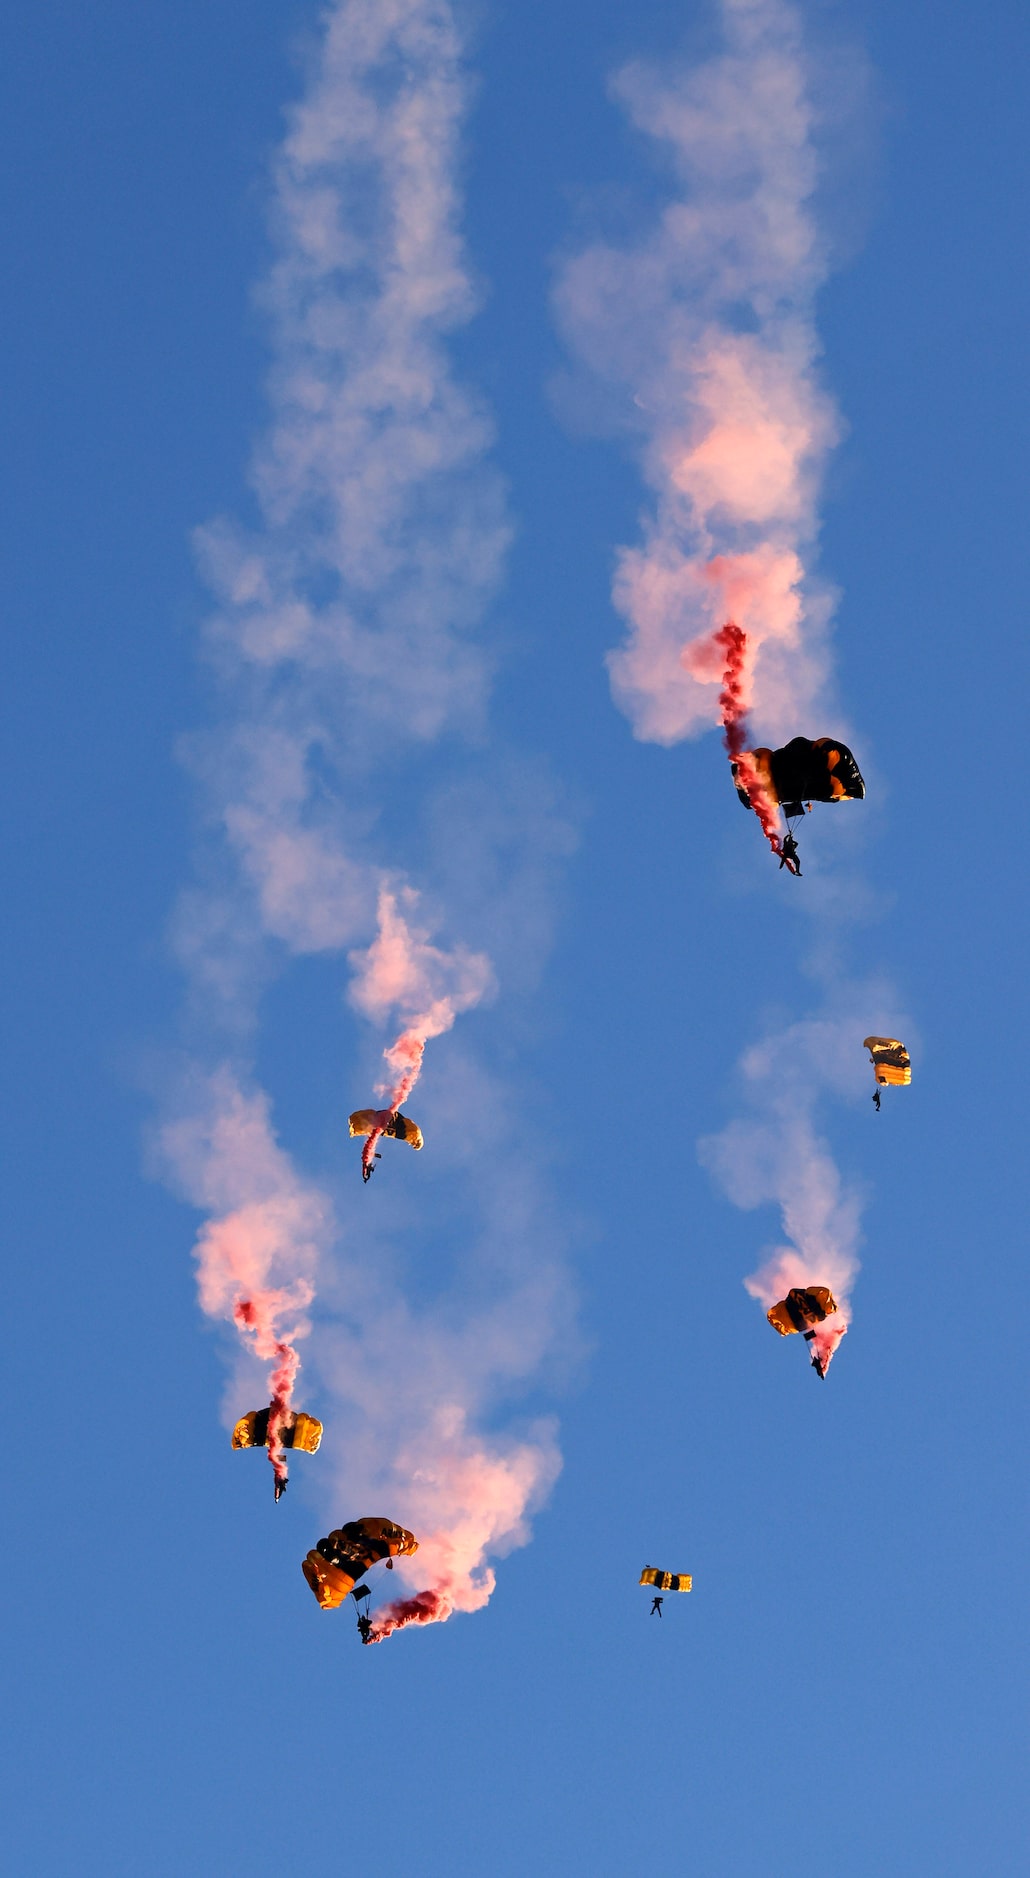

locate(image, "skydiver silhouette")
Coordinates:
779 832 801 874
872 1088 881 1112
650 1596 663 1617
356 1613 373 1643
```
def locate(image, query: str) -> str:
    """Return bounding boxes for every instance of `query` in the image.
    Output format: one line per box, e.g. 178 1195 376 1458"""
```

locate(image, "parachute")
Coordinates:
733 737 865 816
231 1408 323 1454
766 1286 845 1379
639 1567 692 1593
302 1516 419 1612
348 1109 423 1150
350 1108 423 1181
864 1036 911 1088
766 1286 837 1337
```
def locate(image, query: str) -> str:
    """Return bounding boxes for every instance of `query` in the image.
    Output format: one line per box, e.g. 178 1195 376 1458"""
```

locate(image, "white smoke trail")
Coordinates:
161 0 571 1608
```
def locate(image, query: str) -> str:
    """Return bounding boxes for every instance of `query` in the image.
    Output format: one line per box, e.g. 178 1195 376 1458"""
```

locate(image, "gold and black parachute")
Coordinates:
864 1036 911 1088
302 1516 418 1612
766 1286 837 1338
348 1109 424 1151
640 1567 692 1593
232 1408 323 1453
733 737 865 815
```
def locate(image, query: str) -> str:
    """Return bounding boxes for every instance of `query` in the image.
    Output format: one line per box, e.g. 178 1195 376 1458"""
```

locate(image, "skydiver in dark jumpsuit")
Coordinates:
779 832 801 874
872 1088 881 1111
650 1596 663 1617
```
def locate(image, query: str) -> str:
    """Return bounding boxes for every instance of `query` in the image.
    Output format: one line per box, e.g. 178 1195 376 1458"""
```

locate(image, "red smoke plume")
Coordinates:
699 622 783 860
233 1294 304 1496
366 1586 453 1644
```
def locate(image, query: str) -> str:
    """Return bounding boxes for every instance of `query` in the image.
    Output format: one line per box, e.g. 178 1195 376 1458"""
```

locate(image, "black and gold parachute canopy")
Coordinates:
734 737 865 814
302 1517 418 1612
766 1285 837 1337
640 1567 692 1593
864 1037 911 1087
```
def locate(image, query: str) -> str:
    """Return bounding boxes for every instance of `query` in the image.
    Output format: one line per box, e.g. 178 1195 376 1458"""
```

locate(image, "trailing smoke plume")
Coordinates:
348 884 494 1175
159 1073 326 1494
554 0 839 747
160 0 571 1614
699 1013 865 1374
689 620 783 856
557 0 887 1363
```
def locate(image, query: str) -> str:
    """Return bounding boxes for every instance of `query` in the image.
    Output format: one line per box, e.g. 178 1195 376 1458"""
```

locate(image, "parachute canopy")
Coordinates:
640 1567 692 1593
864 1036 911 1087
232 1408 323 1453
349 1109 424 1151
302 1516 418 1612
766 1286 837 1338
734 737 865 816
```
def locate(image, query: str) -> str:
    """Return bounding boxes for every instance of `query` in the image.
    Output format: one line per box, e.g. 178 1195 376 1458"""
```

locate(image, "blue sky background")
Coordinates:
2 3 1027 1874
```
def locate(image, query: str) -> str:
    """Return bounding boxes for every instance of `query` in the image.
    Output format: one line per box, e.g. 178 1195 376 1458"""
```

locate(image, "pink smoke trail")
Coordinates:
349 886 492 1176
553 1 840 746
366 1587 452 1644
695 620 784 860
232 1298 302 1496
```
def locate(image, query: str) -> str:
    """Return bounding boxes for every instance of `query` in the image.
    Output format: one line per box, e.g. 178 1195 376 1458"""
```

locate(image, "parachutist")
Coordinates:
274 1475 287 1502
872 1088 881 1112
779 832 801 874
350 1110 423 1183
356 1613 373 1644
650 1596 664 1617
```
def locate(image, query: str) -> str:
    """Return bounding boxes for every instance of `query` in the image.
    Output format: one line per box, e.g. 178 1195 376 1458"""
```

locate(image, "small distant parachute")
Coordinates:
302 1516 418 1612
767 1286 845 1379
232 1408 323 1454
864 1036 911 1088
733 737 866 816
640 1567 692 1593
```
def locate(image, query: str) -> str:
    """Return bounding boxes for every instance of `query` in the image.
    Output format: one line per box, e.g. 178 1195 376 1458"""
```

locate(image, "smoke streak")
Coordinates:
700 1036 860 1376
692 619 783 856
159 0 572 1620
348 884 493 1175
557 0 885 1365
554 0 839 748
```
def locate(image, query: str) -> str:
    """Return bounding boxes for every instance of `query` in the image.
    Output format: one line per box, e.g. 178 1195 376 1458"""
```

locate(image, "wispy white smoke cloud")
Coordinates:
554 0 839 746
161 0 571 1618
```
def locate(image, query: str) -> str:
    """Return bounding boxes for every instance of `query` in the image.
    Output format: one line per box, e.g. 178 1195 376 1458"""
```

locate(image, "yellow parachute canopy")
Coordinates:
231 1408 323 1453
302 1516 418 1612
766 1286 837 1337
640 1567 692 1593
863 1036 911 1087
348 1109 424 1151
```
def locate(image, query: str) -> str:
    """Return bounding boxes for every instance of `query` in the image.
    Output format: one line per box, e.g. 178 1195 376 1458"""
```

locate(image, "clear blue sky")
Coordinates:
2 3 1027 1874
